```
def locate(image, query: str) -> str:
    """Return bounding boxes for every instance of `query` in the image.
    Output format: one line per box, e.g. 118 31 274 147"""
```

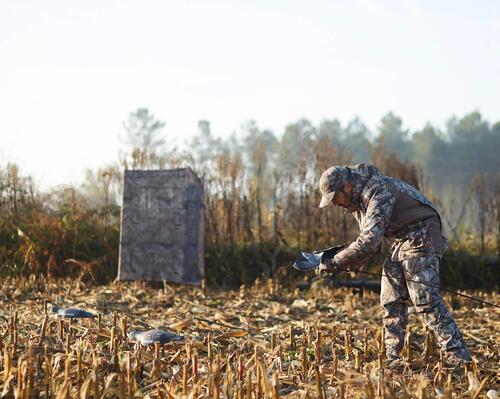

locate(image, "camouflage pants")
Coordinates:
380 255 471 361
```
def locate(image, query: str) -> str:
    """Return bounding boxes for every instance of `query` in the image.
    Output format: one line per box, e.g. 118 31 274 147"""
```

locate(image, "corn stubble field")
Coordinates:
0 276 498 398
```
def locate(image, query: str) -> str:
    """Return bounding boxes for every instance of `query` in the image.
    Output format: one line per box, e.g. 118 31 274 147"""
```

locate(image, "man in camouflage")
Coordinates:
318 163 472 367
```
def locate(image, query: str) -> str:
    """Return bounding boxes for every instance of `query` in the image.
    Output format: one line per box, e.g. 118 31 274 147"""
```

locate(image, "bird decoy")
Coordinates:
50 305 96 319
293 244 347 271
127 329 184 346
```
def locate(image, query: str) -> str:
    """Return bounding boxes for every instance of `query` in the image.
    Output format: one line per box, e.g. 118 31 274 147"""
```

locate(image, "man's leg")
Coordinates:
381 257 409 360
403 255 471 361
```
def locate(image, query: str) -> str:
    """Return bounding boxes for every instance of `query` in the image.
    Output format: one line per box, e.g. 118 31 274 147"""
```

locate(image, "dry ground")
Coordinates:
0 276 498 398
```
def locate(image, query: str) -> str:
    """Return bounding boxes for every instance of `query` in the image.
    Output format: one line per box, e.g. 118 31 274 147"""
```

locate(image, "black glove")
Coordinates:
317 257 343 275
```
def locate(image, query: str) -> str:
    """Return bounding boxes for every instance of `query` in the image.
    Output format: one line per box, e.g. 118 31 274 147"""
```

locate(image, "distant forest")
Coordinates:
1 109 499 287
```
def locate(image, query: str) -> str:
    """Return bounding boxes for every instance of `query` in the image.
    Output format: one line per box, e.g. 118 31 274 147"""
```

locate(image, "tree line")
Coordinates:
0 109 499 288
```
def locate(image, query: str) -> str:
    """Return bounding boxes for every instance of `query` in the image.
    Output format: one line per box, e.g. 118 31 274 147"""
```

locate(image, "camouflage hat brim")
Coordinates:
319 191 335 208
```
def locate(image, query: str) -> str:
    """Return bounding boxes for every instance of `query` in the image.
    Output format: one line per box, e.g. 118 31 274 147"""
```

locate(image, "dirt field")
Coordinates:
0 276 498 398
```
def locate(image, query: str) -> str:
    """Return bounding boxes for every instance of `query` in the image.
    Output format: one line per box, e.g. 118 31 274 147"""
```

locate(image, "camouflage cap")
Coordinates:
319 166 351 208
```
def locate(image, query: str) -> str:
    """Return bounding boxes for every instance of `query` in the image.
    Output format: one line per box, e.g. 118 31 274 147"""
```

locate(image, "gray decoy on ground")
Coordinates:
50 305 96 319
127 329 184 346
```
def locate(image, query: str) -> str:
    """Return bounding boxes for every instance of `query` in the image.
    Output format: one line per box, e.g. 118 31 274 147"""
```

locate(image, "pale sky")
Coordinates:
1 0 499 188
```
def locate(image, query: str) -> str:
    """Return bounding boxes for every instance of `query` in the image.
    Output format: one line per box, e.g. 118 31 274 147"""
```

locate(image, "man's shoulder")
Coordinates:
382 176 437 209
351 163 382 179
358 179 395 207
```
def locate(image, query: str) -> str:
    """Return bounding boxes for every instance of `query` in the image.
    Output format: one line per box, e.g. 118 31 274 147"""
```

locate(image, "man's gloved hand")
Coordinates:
317 257 343 275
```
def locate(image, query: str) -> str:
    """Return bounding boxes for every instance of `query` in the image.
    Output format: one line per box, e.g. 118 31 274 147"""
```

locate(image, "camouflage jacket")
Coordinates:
333 164 448 271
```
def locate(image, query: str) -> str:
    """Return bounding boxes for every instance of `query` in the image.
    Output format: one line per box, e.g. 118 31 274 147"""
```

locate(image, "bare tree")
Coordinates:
120 108 174 170
493 173 500 259
472 175 488 254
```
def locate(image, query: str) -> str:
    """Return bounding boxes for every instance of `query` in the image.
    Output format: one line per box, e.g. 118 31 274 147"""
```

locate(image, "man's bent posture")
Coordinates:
318 163 471 367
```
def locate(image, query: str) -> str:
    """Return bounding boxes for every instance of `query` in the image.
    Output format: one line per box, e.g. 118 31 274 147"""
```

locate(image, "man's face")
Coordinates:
331 192 350 208
330 181 352 209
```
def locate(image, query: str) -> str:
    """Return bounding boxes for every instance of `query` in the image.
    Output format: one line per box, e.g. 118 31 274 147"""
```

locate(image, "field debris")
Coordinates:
0 276 498 398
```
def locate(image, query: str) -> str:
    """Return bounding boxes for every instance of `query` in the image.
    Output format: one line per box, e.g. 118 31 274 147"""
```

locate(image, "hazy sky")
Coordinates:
1 0 499 188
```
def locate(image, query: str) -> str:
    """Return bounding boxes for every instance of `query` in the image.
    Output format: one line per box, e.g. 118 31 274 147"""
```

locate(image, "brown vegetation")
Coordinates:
1 138 500 289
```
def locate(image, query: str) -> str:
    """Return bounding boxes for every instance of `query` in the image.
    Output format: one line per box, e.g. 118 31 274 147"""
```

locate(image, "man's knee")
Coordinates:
410 286 441 314
381 279 408 306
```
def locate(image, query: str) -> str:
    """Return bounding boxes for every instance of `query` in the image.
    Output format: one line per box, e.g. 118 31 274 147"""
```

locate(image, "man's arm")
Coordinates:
333 181 395 271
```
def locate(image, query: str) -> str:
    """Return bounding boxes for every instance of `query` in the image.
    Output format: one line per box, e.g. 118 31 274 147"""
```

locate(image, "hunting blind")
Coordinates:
117 168 204 284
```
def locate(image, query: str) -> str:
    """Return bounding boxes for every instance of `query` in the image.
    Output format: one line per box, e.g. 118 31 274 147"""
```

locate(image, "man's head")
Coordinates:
319 166 352 209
